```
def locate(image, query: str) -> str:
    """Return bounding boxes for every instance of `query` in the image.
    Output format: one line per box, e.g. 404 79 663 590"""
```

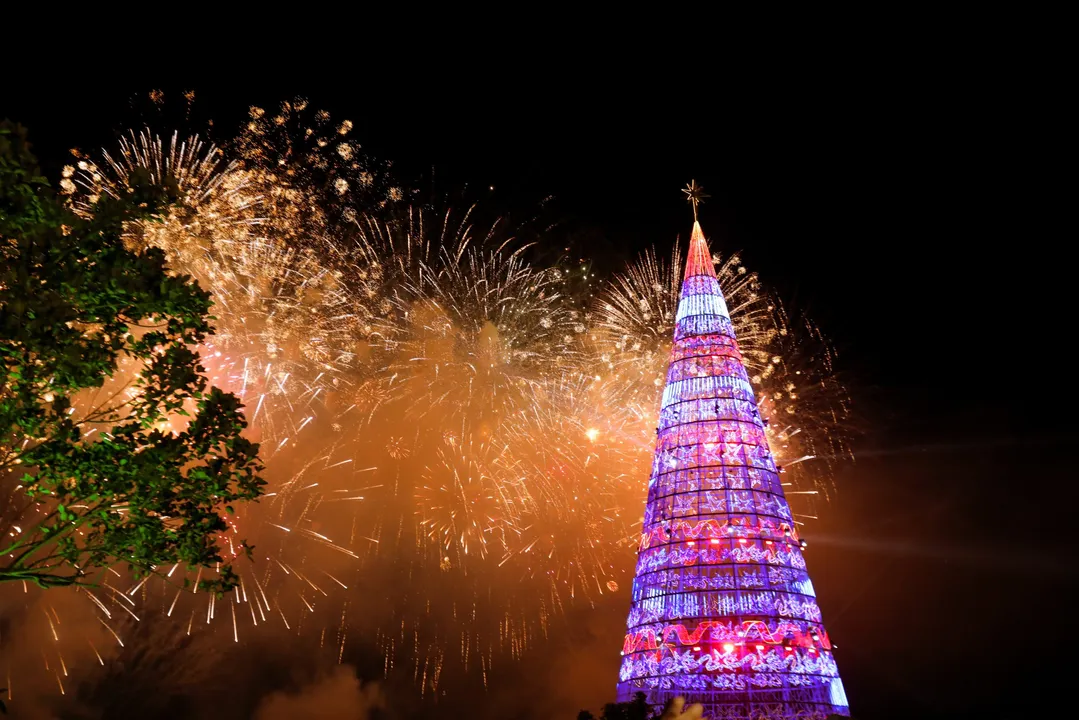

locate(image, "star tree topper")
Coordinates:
683 179 709 221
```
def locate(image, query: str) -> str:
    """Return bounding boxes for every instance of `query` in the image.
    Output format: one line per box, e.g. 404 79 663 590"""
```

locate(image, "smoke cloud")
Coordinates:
253 666 383 720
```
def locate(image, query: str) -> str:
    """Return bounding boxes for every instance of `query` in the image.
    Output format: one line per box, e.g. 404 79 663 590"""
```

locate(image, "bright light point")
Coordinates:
723 643 735 653
585 428 599 442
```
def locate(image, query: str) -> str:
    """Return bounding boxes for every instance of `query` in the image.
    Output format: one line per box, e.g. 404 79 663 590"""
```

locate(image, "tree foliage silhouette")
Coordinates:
0 122 264 591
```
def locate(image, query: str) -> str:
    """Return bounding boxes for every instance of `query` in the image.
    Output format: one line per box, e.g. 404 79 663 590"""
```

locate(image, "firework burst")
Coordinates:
491 375 649 597
235 98 401 229
1 123 394 700
3 112 852 711
591 245 778 396
590 240 851 498
415 437 524 564
63 129 371 451
346 208 583 429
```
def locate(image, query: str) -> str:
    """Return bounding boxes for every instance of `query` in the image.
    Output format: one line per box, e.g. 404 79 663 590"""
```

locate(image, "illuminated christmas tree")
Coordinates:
615 183 850 719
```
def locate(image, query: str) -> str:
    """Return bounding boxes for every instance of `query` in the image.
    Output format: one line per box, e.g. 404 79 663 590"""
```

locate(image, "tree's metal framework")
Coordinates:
616 222 850 719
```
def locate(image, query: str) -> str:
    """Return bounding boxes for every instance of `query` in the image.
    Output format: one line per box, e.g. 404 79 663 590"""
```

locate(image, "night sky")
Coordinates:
3 40 1073 719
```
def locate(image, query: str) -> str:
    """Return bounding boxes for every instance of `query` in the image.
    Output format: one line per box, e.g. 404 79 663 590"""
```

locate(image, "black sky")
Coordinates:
3 33 1074 719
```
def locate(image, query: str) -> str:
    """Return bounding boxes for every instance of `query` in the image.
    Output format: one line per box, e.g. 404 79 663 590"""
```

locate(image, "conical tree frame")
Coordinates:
615 221 850 720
